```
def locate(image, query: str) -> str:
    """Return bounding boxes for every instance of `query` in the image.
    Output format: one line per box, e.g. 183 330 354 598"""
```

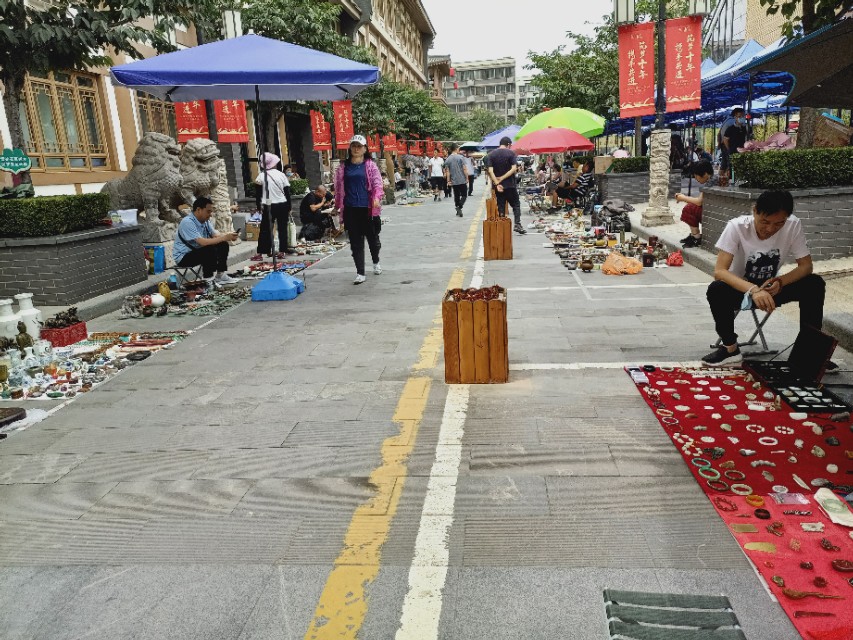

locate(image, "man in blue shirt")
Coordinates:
173 196 239 285
487 137 526 235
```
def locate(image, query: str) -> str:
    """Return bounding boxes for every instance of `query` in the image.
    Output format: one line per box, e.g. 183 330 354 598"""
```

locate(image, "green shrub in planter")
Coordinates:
610 157 650 173
0 192 110 238
244 182 257 197
289 178 309 195
731 146 853 190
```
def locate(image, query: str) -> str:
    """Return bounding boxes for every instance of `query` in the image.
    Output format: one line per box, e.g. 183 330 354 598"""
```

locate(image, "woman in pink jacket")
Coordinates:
334 135 384 285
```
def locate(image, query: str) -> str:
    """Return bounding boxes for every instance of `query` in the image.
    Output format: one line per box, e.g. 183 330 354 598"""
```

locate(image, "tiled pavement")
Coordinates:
3 188 846 639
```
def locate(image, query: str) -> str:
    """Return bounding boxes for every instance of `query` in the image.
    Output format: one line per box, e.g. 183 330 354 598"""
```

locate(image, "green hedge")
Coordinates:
610 157 650 173
289 178 309 195
731 146 853 189
0 192 110 238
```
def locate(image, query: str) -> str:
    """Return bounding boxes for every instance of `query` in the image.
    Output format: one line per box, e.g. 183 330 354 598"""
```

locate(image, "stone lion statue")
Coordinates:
101 132 183 242
179 138 237 239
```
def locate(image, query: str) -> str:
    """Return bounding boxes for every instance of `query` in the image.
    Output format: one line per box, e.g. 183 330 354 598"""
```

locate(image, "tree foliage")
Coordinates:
759 0 849 38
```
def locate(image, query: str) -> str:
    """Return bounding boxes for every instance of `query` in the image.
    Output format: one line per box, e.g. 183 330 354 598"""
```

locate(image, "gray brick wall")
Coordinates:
598 171 681 204
0 227 147 306
702 186 853 260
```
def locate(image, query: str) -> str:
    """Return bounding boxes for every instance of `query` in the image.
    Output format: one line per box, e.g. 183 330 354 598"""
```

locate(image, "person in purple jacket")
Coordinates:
334 135 384 285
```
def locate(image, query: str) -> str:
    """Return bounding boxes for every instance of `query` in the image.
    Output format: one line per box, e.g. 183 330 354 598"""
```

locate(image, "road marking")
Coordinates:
571 269 593 300
395 214 485 639
304 195 485 640
510 282 708 291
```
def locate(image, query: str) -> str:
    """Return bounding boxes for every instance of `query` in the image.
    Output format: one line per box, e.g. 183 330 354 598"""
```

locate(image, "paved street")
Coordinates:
3 189 840 639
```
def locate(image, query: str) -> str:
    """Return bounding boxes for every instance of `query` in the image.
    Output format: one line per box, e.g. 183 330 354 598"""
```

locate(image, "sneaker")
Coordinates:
682 235 701 248
679 235 692 245
514 224 527 235
456 208 463 217
701 345 743 367
373 263 382 275
824 360 839 374
215 273 239 285
353 274 366 285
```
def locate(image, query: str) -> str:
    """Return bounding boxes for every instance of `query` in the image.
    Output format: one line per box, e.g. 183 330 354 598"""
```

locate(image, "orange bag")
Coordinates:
601 251 643 275
667 250 684 266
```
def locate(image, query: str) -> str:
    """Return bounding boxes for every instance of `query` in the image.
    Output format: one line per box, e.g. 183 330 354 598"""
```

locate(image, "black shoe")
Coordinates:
514 224 527 235
456 208 463 217
682 235 701 248
825 360 840 374
702 345 743 367
679 235 693 244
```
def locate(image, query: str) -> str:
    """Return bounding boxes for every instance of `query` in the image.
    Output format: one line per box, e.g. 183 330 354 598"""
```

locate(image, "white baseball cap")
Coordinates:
350 135 367 146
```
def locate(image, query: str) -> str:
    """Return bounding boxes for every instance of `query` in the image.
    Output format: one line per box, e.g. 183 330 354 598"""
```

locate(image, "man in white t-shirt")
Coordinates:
427 150 445 202
702 190 827 366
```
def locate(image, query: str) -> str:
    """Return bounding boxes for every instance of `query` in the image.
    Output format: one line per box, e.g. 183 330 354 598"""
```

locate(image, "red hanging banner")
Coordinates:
666 16 702 113
425 138 435 155
397 138 407 154
366 134 380 152
410 141 423 156
310 110 332 151
382 133 397 150
332 100 354 149
618 23 656 119
175 101 210 142
214 100 249 142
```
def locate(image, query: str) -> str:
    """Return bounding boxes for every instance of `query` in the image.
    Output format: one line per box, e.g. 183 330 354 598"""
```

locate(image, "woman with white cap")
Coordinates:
334 135 384 285
254 152 291 258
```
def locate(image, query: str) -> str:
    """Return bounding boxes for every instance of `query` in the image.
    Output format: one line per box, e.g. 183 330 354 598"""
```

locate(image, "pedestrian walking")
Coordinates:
462 150 476 196
427 149 445 201
442 149 452 199
254 152 292 257
487 137 526 235
334 135 384 285
444 143 470 217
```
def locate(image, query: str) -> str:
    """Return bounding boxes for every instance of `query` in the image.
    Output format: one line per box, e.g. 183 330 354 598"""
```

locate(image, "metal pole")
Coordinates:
655 0 667 129
253 84 275 271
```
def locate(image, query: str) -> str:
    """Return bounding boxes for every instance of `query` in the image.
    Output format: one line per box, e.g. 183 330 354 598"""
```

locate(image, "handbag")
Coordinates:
666 250 684 266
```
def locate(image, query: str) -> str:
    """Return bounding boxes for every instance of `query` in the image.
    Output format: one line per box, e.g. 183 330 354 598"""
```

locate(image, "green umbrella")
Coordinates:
515 108 605 140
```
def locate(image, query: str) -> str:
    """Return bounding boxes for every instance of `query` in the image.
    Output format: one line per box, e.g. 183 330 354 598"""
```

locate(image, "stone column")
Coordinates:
642 128 675 226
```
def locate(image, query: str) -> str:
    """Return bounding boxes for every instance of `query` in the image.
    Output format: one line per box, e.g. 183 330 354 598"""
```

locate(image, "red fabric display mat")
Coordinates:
629 366 853 639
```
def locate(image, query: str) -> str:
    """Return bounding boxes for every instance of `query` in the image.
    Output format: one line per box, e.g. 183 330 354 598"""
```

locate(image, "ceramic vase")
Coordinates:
150 293 166 308
0 299 18 340
14 293 41 339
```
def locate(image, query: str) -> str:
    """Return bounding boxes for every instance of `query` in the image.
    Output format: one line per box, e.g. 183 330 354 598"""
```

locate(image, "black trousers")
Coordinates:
707 274 826 346
345 206 380 276
443 178 451 198
452 183 468 210
178 242 229 278
258 201 291 255
495 187 522 225
468 176 475 196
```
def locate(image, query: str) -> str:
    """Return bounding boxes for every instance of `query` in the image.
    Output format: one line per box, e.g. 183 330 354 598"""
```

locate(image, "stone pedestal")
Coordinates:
641 128 675 226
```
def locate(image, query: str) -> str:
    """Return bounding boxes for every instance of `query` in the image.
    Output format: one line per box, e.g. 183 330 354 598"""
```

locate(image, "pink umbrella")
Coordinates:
512 127 594 154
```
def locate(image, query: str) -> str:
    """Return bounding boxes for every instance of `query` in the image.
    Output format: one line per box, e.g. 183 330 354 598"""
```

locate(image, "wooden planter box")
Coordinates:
484 197 513 260
442 287 508 384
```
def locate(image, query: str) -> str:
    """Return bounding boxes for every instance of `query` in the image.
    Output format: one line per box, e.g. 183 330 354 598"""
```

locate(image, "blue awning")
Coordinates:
480 124 522 149
110 34 380 102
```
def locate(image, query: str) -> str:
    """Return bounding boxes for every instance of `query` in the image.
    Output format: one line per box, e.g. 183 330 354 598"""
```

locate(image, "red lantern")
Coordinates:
449 67 455 77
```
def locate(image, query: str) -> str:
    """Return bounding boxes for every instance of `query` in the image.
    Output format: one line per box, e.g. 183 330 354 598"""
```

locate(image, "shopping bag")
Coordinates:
666 250 684 266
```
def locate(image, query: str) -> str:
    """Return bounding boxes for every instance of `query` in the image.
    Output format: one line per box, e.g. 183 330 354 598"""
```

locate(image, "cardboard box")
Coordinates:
245 223 261 242
594 156 614 175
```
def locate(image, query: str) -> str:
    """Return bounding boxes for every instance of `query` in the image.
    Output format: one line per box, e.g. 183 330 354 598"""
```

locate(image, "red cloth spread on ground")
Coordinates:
629 366 853 638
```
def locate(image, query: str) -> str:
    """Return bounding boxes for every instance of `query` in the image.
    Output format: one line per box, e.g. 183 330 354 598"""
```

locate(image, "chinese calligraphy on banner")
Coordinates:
175 101 210 142
618 23 656 119
310 110 332 151
367 134 380 152
383 133 397 150
426 138 435 155
332 100 354 149
396 138 407 154
409 140 423 156
214 100 249 142
666 16 702 112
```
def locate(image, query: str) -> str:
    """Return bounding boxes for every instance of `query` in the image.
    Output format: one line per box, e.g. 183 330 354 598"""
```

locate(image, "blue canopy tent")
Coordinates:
480 124 521 149
110 34 380 300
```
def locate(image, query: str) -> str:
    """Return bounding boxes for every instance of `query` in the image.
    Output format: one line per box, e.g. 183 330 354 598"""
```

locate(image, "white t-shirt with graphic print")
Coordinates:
715 214 810 286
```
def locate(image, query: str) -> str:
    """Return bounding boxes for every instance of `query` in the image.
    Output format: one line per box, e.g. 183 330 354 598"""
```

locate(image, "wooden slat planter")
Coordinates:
483 197 512 260
442 286 508 384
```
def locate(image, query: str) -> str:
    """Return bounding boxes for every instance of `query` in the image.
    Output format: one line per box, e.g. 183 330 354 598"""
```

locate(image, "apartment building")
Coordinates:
442 58 518 122
516 75 542 113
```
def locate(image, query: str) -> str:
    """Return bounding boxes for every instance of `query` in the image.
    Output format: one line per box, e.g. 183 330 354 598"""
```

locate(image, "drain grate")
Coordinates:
603 590 746 640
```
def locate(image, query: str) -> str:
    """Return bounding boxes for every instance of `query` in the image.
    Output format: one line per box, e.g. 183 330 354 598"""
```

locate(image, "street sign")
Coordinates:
0 148 32 175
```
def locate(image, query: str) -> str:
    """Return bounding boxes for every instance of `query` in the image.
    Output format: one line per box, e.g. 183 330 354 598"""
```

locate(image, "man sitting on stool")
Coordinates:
702 189 831 368
173 196 239 286
299 184 336 241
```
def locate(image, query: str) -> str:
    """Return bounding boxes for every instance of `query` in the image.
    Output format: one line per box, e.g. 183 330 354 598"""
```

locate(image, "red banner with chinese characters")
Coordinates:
213 100 249 142
332 100 354 149
618 23 656 119
397 138 407 154
666 16 702 113
310 110 332 151
383 133 397 150
175 101 210 142
410 141 422 156
366 134 380 152
426 138 435 155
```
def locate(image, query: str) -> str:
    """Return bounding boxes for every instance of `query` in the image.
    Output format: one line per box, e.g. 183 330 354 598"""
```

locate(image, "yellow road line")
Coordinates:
304 194 485 640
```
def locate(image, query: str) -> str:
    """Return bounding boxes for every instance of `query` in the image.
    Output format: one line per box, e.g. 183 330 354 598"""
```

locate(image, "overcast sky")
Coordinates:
423 0 614 76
